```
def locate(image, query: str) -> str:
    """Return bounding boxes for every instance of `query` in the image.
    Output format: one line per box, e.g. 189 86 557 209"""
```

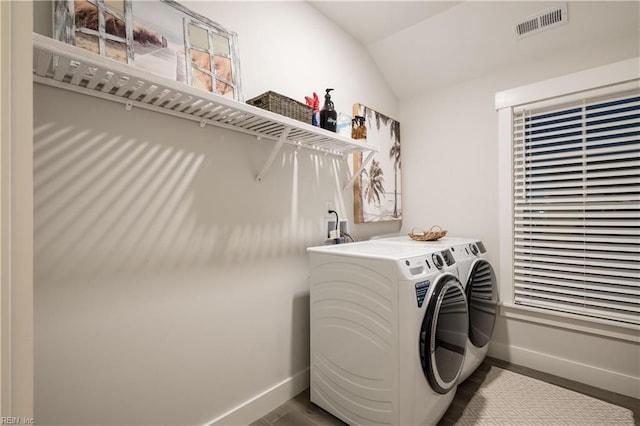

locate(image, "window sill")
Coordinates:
498 302 640 344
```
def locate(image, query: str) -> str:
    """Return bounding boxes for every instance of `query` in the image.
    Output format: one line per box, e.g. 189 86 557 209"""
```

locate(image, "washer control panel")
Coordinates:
399 252 452 279
451 243 481 259
441 249 455 266
432 253 444 270
401 255 435 278
431 249 455 270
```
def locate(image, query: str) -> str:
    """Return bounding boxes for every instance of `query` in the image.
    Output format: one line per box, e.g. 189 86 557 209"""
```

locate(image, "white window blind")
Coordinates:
512 84 640 325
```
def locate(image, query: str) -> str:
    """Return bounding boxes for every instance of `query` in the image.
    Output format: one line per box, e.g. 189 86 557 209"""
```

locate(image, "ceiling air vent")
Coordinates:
515 3 568 39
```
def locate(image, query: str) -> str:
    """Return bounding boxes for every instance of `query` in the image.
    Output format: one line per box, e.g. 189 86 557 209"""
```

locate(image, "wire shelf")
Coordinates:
32 32 378 183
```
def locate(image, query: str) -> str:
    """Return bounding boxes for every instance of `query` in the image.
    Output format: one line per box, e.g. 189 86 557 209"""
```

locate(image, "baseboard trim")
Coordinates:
206 368 310 426
488 341 640 399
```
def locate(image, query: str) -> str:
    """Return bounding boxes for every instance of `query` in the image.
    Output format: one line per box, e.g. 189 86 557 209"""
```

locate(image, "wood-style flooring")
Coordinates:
249 356 640 426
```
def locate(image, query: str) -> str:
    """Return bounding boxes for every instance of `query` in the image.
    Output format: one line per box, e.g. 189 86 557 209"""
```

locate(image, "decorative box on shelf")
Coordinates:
246 91 312 125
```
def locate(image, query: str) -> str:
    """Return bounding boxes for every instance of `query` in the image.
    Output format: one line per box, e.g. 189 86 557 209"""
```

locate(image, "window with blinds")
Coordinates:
512 86 640 325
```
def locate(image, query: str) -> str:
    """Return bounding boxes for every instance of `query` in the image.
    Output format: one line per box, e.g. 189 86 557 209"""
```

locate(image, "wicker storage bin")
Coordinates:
408 225 448 241
246 91 312 124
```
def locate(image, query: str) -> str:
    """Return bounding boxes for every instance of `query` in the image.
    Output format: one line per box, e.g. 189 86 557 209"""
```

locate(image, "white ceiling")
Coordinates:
310 1 640 99
309 1 460 45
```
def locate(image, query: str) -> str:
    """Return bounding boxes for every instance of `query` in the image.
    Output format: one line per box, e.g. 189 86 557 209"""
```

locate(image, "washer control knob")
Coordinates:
432 253 444 270
470 243 479 256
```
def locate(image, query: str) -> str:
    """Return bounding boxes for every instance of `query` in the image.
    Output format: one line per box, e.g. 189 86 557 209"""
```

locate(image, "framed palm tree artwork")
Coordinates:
352 103 401 223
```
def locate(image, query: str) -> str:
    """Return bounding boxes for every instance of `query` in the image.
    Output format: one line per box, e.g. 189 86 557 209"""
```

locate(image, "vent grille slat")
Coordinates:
516 3 568 39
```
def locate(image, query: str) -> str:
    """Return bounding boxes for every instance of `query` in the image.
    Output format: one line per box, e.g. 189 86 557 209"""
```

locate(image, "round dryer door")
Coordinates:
466 259 498 348
419 273 468 394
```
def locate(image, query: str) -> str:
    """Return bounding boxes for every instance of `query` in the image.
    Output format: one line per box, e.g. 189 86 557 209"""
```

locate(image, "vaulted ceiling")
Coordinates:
310 1 640 99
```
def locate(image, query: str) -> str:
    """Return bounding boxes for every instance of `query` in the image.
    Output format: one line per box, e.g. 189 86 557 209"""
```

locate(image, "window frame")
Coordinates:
54 0 134 64
495 57 640 339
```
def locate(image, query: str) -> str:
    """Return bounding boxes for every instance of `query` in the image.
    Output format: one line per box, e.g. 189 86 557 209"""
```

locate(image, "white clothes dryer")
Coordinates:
372 236 498 383
308 241 468 425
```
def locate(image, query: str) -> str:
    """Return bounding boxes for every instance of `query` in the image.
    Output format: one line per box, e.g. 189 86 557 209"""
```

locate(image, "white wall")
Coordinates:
398 4 640 398
31 1 640 424
33 2 399 425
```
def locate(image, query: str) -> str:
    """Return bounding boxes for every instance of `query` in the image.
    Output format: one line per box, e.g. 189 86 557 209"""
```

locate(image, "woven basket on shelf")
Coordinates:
408 225 448 241
246 91 312 124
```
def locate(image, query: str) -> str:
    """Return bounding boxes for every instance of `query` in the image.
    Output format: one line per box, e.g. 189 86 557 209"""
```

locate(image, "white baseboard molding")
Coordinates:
488 341 640 400
206 368 310 426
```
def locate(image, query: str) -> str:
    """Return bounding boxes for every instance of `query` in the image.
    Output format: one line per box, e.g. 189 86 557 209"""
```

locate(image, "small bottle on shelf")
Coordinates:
336 113 352 137
319 89 337 132
352 116 367 140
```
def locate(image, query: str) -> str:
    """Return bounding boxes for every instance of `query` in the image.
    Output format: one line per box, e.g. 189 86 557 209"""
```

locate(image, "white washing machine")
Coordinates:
372 236 498 383
308 241 468 425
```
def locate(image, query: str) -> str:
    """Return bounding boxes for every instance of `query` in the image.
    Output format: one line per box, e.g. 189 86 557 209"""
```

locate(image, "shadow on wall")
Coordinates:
33 114 348 282
291 292 310 376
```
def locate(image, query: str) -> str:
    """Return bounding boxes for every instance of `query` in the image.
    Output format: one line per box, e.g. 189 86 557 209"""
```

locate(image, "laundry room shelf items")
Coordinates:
31 32 378 186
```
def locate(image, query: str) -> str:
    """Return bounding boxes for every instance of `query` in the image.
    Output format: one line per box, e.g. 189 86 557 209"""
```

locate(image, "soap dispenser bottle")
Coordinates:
320 88 337 132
